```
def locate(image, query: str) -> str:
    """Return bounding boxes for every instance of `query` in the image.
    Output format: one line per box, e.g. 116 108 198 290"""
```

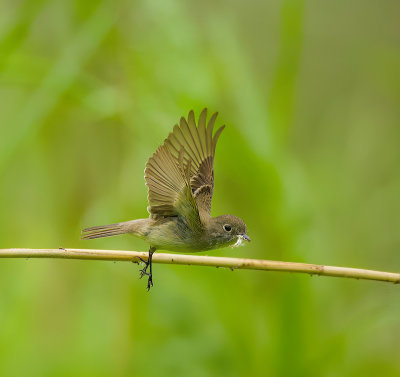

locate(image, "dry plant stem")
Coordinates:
0 248 399 284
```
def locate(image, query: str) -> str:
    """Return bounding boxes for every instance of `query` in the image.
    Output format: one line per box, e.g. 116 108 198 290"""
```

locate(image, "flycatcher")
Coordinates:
82 109 250 290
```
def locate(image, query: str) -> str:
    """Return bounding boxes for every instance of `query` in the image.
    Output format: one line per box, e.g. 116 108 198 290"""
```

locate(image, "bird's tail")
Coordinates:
81 219 149 240
81 222 128 239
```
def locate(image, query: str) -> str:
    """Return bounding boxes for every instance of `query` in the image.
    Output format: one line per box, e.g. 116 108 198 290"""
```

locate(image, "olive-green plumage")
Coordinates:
82 109 250 289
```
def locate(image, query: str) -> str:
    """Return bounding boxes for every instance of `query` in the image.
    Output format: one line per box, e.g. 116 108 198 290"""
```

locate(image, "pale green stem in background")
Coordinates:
0 249 399 285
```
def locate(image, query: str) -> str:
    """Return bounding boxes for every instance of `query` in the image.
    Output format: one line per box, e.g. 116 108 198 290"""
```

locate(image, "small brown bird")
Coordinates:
82 109 250 289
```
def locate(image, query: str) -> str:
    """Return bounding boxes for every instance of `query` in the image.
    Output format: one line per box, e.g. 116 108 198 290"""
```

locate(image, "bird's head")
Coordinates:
207 215 250 248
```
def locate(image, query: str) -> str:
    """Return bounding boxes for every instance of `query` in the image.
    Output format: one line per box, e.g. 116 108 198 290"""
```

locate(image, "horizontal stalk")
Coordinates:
0 248 399 285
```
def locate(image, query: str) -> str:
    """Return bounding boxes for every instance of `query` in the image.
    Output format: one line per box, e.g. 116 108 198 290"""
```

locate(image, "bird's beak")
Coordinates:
242 234 251 242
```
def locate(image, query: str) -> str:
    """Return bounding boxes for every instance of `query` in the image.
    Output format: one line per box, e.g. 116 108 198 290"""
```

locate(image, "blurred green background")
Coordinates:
1 0 399 376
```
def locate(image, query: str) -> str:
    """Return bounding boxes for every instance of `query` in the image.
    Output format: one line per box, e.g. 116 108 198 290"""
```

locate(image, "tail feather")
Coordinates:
81 223 127 240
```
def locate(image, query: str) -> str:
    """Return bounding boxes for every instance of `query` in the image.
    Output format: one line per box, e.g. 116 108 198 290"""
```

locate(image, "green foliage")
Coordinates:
0 0 399 376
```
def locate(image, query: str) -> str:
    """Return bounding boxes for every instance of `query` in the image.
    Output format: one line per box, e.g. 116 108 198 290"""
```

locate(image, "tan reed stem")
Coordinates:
0 248 399 284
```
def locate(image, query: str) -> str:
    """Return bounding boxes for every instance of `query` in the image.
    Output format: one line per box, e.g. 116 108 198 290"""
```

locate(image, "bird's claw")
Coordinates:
138 256 150 279
146 274 153 291
139 265 149 279
137 256 148 264
137 248 155 291
139 264 153 290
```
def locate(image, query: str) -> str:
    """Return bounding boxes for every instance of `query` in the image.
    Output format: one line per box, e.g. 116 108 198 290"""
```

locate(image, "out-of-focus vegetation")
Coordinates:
0 0 399 376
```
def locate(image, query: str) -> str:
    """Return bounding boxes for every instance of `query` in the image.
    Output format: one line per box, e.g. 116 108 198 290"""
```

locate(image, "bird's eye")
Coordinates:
223 224 232 232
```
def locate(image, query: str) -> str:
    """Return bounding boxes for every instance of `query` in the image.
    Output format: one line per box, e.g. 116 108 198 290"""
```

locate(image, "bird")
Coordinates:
81 108 250 290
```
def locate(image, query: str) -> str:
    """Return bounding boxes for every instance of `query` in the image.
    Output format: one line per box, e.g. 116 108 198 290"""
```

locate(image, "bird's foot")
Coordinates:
137 256 150 278
137 248 155 291
138 262 154 290
146 274 153 291
139 264 150 278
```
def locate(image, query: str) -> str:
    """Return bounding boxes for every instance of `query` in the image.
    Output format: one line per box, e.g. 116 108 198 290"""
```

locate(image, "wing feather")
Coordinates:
167 109 224 218
145 145 200 225
144 108 225 224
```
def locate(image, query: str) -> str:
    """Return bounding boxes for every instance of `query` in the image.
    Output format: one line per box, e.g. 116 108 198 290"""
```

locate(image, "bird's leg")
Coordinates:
138 246 156 290
147 247 155 290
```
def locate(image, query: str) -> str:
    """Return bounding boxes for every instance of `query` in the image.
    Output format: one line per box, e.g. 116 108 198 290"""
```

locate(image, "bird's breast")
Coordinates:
144 217 207 252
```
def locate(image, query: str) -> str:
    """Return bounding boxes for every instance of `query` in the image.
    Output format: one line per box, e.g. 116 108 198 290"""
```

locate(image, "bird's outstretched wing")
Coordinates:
145 108 225 222
145 143 200 229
